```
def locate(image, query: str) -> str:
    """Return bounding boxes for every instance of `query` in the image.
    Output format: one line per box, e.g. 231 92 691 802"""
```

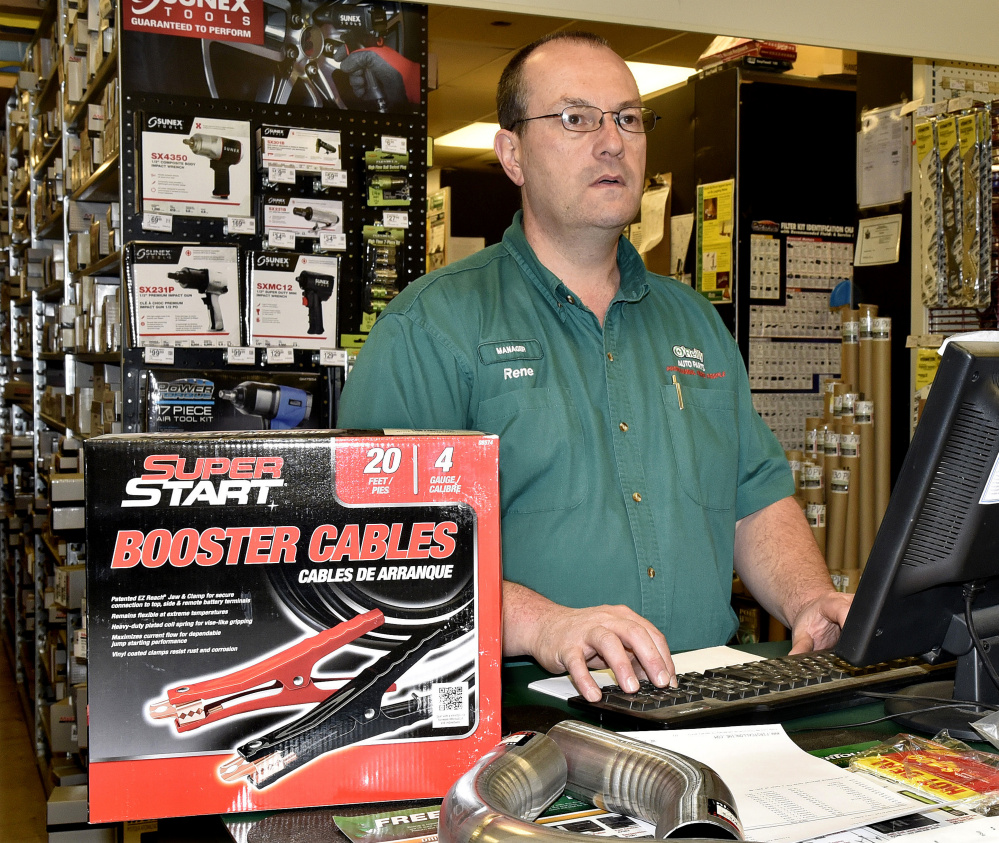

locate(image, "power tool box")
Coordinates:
84 429 501 822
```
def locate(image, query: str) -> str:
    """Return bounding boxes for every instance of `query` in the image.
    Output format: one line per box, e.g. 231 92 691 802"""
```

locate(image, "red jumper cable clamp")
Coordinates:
149 608 386 732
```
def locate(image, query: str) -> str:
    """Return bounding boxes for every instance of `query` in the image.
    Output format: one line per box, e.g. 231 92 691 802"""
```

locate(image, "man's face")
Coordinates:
498 41 647 238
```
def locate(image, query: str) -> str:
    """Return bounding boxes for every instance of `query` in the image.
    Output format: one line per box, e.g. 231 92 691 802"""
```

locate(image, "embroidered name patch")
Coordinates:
477 339 543 366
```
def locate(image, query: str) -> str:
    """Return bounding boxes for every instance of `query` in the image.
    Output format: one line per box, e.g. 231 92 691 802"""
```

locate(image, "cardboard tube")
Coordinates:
786 449 804 499
842 392 859 420
823 421 840 482
825 468 849 571
840 421 861 572
803 487 826 560
823 379 841 420
857 303 878 403
833 381 852 418
855 399 876 568
805 417 825 478
840 308 860 398
873 317 892 525
804 417 823 460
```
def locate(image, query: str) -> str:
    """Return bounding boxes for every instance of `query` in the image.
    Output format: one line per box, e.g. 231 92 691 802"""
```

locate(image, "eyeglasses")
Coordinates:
511 105 660 134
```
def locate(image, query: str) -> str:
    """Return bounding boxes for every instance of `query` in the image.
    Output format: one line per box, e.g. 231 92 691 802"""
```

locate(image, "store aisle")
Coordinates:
0 645 47 843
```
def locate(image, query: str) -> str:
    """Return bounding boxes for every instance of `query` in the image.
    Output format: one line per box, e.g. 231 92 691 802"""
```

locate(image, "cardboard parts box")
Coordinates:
84 429 501 822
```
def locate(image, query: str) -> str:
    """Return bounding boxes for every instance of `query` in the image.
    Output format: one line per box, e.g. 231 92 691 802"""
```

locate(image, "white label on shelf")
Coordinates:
383 211 409 229
321 168 348 188
320 348 349 368
268 165 297 184
143 346 175 365
226 347 256 365
266 347 295 365
226 216 257 235
267 230 297 249
382 136 407 154
142 213 173 233
318 232 347 251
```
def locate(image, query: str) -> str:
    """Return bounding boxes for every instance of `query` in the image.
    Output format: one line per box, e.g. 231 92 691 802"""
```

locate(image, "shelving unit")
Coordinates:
0 0 429 822
0 0 119 802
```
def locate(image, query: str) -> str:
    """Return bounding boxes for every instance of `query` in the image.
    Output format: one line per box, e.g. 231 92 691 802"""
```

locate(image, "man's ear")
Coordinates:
494 129 525 187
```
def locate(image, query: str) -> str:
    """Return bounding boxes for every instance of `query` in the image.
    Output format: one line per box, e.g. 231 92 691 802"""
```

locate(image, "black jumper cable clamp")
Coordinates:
217 605 472 788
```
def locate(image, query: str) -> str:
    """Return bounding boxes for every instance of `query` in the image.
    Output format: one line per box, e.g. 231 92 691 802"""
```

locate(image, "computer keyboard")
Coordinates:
568 650 956 729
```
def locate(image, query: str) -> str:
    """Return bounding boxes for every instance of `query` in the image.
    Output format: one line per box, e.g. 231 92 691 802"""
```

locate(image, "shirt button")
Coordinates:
566 294 575 304
648 567 656 579
619 422 628 432
632 492 642 503
607 352 614 362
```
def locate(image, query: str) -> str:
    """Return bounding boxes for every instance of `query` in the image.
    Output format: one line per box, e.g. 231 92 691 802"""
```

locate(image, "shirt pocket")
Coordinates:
661 382 738 511
476 387 587 514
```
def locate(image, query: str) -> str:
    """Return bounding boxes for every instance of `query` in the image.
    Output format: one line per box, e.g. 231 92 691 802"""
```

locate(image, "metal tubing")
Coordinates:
439 720 752 843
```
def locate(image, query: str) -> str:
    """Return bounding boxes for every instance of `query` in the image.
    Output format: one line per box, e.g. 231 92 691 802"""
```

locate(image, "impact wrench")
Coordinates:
167 267 227 332
218 382 313 430
296 271 335 335
182 133 243 199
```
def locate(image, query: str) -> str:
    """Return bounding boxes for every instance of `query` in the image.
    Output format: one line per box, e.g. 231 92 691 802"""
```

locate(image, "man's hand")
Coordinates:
735 496 854 653
503 581 675 702
788 591 854 654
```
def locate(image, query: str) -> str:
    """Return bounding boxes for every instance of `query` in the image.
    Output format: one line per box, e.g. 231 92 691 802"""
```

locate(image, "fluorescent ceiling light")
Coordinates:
626 62 696 97
435 122 501 149
434 63 695 150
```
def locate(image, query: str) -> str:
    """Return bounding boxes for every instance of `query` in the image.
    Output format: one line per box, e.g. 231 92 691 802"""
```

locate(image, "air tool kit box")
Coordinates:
84 429 501 822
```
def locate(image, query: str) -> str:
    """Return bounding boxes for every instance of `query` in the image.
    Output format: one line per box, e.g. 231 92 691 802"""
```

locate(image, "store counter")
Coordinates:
220 643 913 843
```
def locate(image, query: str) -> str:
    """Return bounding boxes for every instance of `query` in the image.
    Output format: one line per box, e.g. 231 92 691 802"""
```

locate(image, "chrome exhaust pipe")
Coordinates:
439 720 751 843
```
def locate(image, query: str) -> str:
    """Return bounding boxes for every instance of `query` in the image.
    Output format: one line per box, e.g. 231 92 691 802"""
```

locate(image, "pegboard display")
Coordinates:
113 1 429 432
929 62 999 103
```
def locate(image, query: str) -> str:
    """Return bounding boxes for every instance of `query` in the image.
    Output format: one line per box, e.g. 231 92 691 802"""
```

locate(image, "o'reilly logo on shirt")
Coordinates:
673 344 706 372
477 339 543 367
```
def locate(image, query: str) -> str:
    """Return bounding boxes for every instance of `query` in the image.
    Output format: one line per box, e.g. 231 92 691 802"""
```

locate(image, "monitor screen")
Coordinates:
835 340 999 739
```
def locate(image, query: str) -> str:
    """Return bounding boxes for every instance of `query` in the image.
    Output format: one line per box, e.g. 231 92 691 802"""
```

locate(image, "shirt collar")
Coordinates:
501 211 650 317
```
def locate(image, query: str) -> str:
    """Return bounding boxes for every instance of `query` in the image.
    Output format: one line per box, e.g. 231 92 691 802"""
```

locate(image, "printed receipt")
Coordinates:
622 725 917 843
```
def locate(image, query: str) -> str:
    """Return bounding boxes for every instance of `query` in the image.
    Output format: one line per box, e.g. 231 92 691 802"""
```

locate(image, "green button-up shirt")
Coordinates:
338 213 792 649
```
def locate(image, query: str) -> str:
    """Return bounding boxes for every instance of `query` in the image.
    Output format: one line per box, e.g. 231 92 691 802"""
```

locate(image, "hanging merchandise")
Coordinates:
916 119 946 307
140 114 253 218
144 369 329 431
915 106 993 309
125 243 243 347
257 125 342 174
937 116 964 303
247 251 340 348
362 225 404 331
365 149 411 205
262 195 345 247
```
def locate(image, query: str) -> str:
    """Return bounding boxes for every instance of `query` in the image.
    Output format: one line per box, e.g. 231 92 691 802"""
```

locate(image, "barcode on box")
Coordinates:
432 681 469 728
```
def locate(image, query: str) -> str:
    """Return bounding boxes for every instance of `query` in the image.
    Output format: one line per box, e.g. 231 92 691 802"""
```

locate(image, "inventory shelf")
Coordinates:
40 530 66 565
32 65 60 116
35 207 63 239
70 150 119 202
39 281 64 301
80 250 121 278
65 46 118 130
31 134 62 180
40 412 67 433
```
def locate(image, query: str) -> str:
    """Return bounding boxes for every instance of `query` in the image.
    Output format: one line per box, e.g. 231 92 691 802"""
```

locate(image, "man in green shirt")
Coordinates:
338 32 852 701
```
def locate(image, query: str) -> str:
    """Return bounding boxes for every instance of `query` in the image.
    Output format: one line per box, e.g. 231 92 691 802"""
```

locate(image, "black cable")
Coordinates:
964 582 999 692
786 699 996 734
860 689 999 712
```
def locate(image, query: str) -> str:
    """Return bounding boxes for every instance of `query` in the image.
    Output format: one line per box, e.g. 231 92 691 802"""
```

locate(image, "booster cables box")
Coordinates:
84 429 501 822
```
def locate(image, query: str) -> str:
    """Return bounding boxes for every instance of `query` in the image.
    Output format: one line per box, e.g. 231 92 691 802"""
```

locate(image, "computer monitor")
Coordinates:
835 340 999 741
